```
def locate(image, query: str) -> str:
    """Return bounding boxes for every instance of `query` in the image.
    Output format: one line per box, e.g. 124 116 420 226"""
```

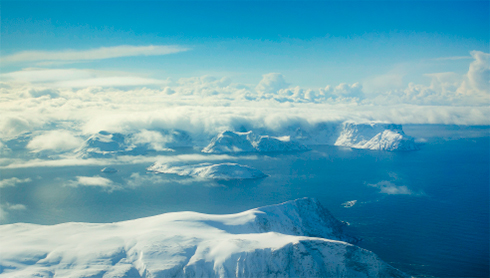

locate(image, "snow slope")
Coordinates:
0 198 407 278
334 122 419 151
76 130 192 158
76 131 152 158
147 162 267 180
202 131 308 154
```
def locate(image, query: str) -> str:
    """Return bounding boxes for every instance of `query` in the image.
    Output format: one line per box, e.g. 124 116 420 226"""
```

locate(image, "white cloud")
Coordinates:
466 50 489 93
0 203 27 221
363 73 404 93
125 172 164 188
368 180 425 196
1 68 168 88
368 181 413 195
324 82 364 99
2 45 189 63
0 51 489 151
130 130 175 151
0 116 39 140
256 73 290 96
27 130 83 152
0 177 31 188
433 56 473 61
68 176 117 191
369 51 490 106
0 141 11 155
0 154 255 169
54 77 166 88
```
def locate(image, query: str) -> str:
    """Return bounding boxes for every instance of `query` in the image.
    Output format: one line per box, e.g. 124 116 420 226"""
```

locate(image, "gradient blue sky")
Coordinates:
1 1 489 88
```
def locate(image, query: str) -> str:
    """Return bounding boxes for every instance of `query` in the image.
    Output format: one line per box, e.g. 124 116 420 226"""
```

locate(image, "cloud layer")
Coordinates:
0 51 488 154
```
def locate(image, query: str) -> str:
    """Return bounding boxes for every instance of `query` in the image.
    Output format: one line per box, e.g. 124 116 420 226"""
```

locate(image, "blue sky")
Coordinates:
2 1 488 88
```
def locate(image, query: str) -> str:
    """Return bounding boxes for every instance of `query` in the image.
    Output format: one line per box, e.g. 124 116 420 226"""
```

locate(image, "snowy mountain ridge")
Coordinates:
0 198 407 278
202 131 309 154
334 122 418 151
68 121 418 158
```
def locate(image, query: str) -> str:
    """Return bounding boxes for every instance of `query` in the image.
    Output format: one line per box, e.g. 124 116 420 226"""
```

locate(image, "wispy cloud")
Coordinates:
0 202 27 221
2 45 190 63
1 68 168 87
67 176 117 190
0 177 31 188
367 180 425 196
433 56 472 61
0 154 256 169
368 181 413 195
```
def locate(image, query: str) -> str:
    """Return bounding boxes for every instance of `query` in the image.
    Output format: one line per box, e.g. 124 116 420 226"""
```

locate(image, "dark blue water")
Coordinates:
1 129 489 277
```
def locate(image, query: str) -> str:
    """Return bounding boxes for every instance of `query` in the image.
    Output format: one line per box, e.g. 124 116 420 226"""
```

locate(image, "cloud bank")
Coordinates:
0 51 488 152
27 130 83 152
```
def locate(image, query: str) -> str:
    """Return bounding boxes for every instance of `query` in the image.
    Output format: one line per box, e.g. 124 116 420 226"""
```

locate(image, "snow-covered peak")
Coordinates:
202 131 256 153
203 130 308 154
76 130 183 158
76 131 147 158
210 198 356 243
148 162 267 180
0 198 407 278
334 122 419 151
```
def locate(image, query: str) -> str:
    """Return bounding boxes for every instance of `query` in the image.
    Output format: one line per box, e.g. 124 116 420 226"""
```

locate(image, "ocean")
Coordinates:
1 125 488 277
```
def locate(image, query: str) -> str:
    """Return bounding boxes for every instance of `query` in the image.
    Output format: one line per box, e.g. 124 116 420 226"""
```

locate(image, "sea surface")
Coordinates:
1 125 489 277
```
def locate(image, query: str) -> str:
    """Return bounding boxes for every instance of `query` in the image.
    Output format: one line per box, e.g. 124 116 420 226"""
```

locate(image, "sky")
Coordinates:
2 1 488 85
0 0 489 145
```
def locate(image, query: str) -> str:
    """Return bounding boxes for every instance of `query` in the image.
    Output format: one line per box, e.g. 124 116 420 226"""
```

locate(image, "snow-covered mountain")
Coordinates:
202 131 256 153
334 122 419 151
72 122 417 159
0 198 407 278
76 130 190 158
253 135 309 153
75 131 145 158
148 162 267 180
202 131 308 154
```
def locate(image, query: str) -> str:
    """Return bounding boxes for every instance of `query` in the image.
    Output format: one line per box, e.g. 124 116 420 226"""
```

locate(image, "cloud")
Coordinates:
130 130 175 151
256 73 290 96
368 181 413 195
27 130 83 152
369 51 490 106
0 203 27 221
125 172 164 188
54 77 166 88
0 141 11 155
1 68 168 88
433 56 472 61
2 45 189 63
466 50 489 93
0 51 489 151
0 116 41 140
68 176 117 191
1 154 255 169
363 73 404 93
0 177 31 188
323 82 364 99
